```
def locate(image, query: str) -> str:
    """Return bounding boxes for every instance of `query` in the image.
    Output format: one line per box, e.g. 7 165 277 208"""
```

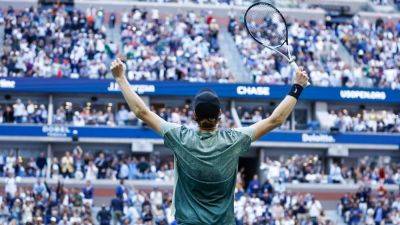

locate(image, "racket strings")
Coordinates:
245 3 288 48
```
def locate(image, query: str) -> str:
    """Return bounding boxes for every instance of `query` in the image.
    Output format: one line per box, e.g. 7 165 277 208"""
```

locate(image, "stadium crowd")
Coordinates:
323 109 400 133
235 171 332 225
1 98 398 135
52 102 235 128
0 99 235 128
3 146 399 186
259 155 400 185
236 105 400 133
228 16 400 89
0 6 234 83
338 186 400 225
0 6 399 89
0 99 48 124
0 6 112 79
2 175 178 225
1 163 331 225
337 16 400 90
119 8 234 82
229 18 352 87
0 148 174 181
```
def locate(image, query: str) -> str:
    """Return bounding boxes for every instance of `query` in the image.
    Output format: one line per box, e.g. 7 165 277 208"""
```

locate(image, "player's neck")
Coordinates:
198 127 217 132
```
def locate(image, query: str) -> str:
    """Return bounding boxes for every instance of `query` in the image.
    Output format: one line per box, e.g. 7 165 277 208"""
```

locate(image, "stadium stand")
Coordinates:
337 16 400 89
0 1 399 225
237 105 400 133
0 5 399 89
338 186 400 225
1 167 333 225
0 99 48 124
119 9 234 82
259 155 400 185
0 148 174 181
1 6 111 79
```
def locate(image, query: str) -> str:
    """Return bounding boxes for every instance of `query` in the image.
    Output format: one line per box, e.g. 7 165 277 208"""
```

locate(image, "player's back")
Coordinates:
161 122 253 225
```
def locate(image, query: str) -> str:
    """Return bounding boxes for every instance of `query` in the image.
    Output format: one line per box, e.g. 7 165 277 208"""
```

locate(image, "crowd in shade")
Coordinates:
338 186 400 225
0 99 235 128
0 147 174 181
234 171 332 225
0 99 48 124
236 105 292 130
321 109 400 133
119 8 234 82
337 16 400 89
151 104 235 128
237 104 400 133
52 102 235 128
259 155 400 185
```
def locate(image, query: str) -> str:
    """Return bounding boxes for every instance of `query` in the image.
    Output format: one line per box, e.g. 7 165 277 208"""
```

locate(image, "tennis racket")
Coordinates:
244 2 309 85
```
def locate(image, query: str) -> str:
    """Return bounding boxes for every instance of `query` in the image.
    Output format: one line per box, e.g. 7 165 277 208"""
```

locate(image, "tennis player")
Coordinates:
111 58 309 225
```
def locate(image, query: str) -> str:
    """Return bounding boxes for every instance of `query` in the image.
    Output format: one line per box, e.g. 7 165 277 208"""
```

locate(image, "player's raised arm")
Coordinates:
110 58 165 134
250 68 309 141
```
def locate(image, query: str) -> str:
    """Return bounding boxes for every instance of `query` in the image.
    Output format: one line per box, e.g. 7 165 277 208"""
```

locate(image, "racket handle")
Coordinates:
290 61 299 71
290 61 310 87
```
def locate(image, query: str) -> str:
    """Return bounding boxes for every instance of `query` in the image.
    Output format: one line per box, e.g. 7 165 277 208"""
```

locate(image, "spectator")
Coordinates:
247 174 261 195
85 160 98 180
110 196 124 225
13 99 26 123
115 179 126 198
61 151 74 178
82 180 94 206
97 204 112 225
35 152 47 177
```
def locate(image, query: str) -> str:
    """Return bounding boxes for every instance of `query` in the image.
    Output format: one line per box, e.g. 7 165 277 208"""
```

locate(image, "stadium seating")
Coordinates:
1 6 399 89
0 2 399 225
338 186 400 225
259 155 400 185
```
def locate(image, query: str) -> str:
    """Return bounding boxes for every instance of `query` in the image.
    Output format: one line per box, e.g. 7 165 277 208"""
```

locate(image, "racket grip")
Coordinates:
290 61 298 71
290 61 311 87
290 61 310 87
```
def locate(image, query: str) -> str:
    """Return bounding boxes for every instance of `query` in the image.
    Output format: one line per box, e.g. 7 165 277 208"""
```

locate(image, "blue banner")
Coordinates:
1 125 399 146
0 78 399 103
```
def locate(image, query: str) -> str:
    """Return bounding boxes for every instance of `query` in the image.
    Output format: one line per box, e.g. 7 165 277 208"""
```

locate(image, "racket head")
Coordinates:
244 2 289 49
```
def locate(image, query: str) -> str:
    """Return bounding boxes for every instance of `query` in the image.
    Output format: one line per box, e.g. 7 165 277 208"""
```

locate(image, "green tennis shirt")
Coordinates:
160 121 255 225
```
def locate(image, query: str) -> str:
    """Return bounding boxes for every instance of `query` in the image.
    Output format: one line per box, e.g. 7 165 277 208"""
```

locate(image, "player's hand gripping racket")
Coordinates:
244 1 310 86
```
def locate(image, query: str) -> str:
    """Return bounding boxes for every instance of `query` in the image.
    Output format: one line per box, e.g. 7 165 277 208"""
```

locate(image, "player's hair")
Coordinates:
194 113 221 130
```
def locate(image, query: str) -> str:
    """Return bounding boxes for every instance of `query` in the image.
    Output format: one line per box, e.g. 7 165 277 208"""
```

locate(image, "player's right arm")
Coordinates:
250 68 309 141
110 58 165 134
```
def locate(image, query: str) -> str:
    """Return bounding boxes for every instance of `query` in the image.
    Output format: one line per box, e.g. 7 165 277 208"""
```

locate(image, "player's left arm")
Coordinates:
250 68 309 141
110 58 165 134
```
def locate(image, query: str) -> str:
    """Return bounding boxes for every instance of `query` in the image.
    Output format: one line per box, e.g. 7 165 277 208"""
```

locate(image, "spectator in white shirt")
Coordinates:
116 105 129 126
13 99 26 123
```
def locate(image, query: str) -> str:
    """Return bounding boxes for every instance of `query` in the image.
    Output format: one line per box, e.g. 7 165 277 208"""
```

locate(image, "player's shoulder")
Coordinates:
230 126 255 141
160 121 196 136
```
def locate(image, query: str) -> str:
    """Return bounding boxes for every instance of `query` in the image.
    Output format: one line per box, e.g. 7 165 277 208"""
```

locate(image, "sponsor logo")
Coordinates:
0 79 16 89
302 133 335 143
339 90 386 100
107 82 156 94
237 86 270 96
42 125 70 137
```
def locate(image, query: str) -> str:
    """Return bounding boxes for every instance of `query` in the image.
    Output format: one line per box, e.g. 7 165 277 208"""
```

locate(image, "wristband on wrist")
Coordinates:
288 84 303 100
